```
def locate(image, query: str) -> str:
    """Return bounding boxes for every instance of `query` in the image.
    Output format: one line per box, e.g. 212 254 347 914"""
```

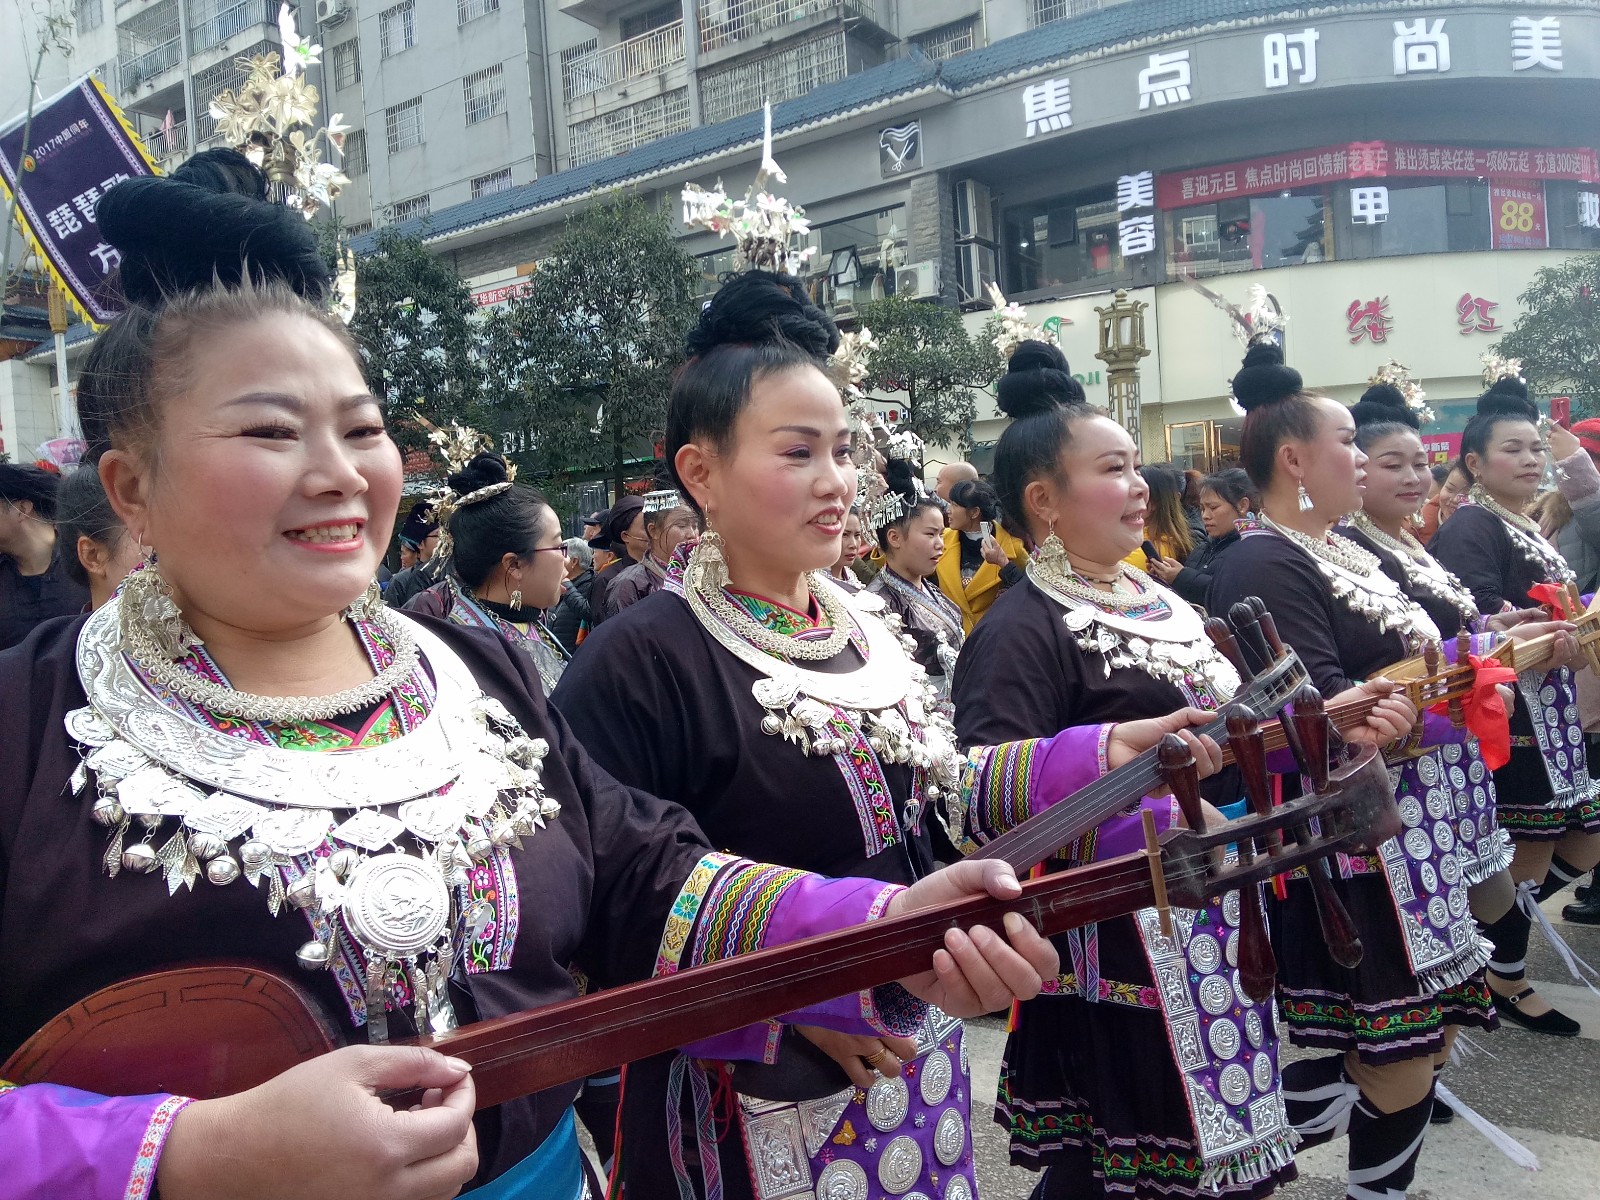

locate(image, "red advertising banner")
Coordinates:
1156 142 1599 209
1420 432 1461 468
1488 181 1548 250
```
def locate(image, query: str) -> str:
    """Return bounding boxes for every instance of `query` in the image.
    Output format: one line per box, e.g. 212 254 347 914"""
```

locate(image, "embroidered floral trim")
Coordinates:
655 852 739 977
1037 972 1160 1009
125 1095 192 1200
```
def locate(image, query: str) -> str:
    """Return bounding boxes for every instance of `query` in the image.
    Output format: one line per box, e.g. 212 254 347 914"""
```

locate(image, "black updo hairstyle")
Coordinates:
1350 382 1421 451
1199 467 1259 514
0 463 64 520
444 453 556 590
1233 341 1321 490
948 478 1001 523
874 458 943 552
55 465 131 589
990 339 1092 542
76 148 349 464
666 270 841 514
1457 376 1541 484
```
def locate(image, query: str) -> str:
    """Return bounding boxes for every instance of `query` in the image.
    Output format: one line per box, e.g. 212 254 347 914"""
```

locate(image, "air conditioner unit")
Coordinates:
954 179 994 245
893 260 940 300
317 0 351 24
956 242 997 305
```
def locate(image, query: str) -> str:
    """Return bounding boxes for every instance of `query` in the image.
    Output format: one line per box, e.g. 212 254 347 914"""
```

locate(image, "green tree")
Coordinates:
348 228 489 455
856 294 1001 455
481 193 699 492
1494 254 1600 416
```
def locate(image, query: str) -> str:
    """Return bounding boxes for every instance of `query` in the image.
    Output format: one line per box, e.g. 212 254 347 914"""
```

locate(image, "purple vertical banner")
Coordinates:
0 76 156 326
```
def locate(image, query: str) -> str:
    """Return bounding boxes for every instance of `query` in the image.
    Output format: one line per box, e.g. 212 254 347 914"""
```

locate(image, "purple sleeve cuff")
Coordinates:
1088 796 1180 861
0 1084 191 1200
1023 724 1111 817
1418 710 1468 747
670 865 925 1061
959 725 1112 845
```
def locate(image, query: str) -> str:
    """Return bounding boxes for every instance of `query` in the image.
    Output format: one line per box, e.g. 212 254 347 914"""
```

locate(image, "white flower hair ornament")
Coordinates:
1481 352 1525 387
1367 360 1434 425
985 282 1053 360
682 104 816 274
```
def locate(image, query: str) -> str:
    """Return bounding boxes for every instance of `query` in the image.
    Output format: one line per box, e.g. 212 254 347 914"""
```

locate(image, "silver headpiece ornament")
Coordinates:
985 282 1054 360
641 489 686 514
1368 360 1434 425
681 103 816 274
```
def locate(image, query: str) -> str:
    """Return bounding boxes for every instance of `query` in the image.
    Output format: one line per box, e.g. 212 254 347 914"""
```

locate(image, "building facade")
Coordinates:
3 0 1598 471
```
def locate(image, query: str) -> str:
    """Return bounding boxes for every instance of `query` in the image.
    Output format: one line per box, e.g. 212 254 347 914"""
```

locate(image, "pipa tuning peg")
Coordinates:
1157 732 1206 834
1246 597 1285 658
1227 602 1272 672
1305 856 1363 968
1205 617 1254 680
1288 685 1331 792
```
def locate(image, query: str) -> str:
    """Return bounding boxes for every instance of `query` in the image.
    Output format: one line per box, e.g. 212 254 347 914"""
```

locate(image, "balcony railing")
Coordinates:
569 87 691 167
119 37 182 91
190 0 275 55
1031 0 1101 27
152 117 188 167
699 29 847 124
697 0 869 54
563 20 686 103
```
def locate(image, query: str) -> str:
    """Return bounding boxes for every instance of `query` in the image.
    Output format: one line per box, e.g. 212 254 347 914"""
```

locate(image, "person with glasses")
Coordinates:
404 452 572 693
0 463 89 650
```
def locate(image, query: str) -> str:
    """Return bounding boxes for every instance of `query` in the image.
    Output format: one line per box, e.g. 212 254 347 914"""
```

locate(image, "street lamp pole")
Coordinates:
1094 289 1152 454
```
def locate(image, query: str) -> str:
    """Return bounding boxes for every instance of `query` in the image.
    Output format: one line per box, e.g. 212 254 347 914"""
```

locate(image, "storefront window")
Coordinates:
1002 188 1153 297
1164 419 1243 474
800 207 907 315
695 247 736 298
1163 188 1328 278
1547 182 1600 251
1334 180 1489 259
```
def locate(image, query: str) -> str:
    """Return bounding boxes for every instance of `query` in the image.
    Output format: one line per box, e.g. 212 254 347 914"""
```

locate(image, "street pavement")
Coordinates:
964 894 1600 1199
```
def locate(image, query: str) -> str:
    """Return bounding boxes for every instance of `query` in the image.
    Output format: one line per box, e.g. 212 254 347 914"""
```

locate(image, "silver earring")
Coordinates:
509 588 523 612
1035 520 1068 571
343 578 384 623
1297 483 1314 512
688 525 729 592
119 551 203 661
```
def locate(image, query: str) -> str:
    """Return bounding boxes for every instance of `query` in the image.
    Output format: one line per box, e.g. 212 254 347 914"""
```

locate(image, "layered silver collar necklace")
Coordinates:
1346 511 1477 627
1469 484 1577 588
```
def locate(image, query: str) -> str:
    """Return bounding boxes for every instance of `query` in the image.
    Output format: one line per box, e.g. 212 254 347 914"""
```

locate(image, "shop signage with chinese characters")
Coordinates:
1156 143 1598 208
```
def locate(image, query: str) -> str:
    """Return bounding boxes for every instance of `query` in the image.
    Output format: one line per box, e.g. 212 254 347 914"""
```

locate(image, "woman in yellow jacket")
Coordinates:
936 477 1030 634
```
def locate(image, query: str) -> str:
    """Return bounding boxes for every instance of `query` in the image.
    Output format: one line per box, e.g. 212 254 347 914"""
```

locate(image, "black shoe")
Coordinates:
1430 1095 1455 1124
1563 889 1600 924
1493 982 1582 1037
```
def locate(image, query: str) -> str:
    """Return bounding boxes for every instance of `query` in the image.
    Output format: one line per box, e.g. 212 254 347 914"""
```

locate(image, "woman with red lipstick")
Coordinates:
1428 372 1600 1037
0 154 1068 1200
867 458 966 703
951 339 1417 1200
1210 342 1497 1200
552 271 1229 1200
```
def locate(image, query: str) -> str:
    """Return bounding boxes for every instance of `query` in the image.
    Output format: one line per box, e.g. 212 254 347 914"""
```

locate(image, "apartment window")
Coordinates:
472 168 514 198
189 0 264 55
345 221 373 237
560 37 601 102
569 87 690 167
330 40 361 90
342 129 368 177
699 31 847 125
458 0 499 24
75 0 103 33
913 18 977 61
1003 186 1151 296
1031 0 1101 27
385 97 424 153
380 1 417 59
390 195 431 222
463 65 507 125
621 1 679 41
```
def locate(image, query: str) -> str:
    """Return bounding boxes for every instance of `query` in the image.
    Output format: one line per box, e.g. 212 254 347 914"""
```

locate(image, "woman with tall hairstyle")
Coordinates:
0 153 1062 1200
0 463 89 648
553 269 1229 1200
956 338 1413 1200
1144 467 1257 607
1427 371 1599 1035
403 451 572 693
1209 342 1499 1200
937 476 1029 633
867 457 967 700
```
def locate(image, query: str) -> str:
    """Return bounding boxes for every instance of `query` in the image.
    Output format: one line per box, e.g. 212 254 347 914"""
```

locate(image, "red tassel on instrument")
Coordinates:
1527 582 1572 619
1429 654 1517 770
